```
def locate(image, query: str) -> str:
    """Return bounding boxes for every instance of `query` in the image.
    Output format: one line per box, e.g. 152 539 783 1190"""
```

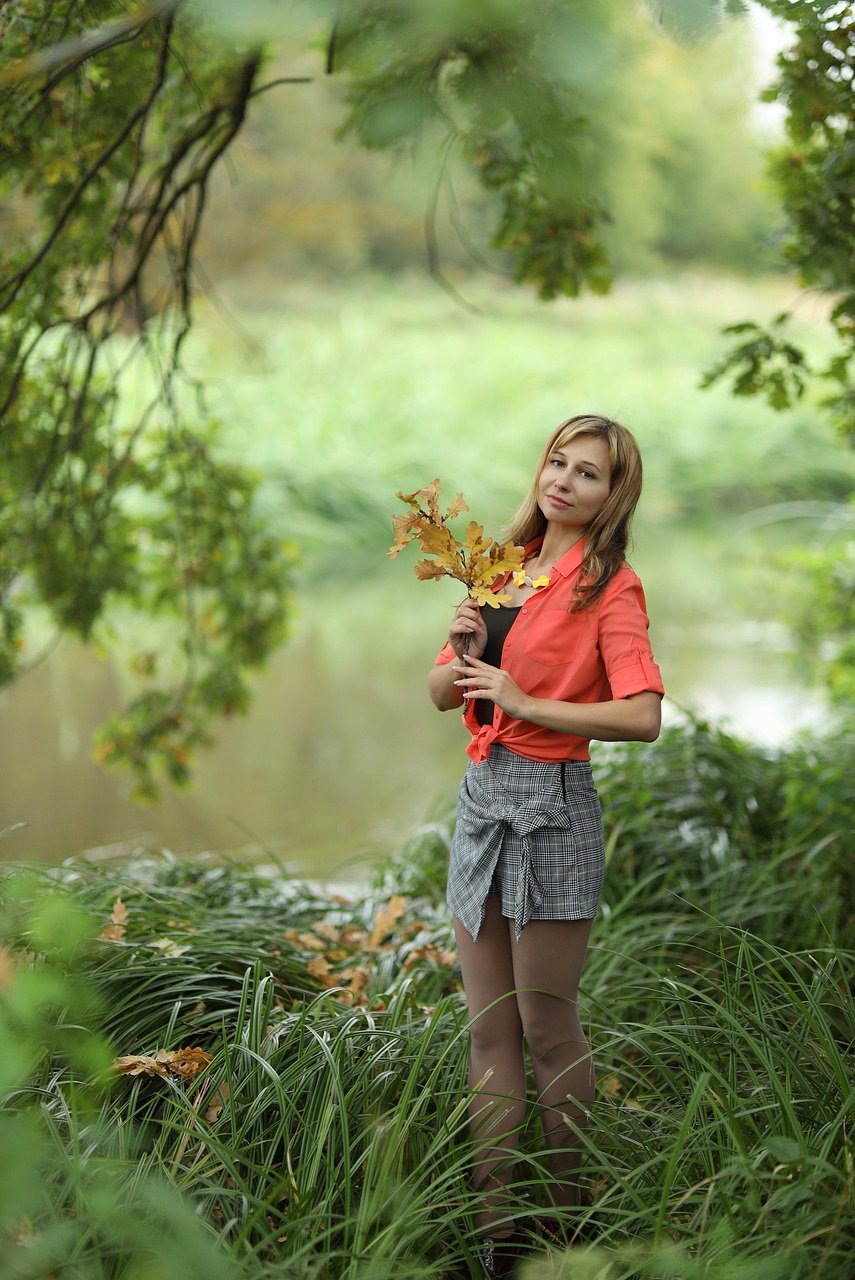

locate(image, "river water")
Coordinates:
0 525 826 876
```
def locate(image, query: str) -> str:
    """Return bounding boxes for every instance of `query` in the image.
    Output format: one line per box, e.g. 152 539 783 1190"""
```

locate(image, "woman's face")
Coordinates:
537 434 612 531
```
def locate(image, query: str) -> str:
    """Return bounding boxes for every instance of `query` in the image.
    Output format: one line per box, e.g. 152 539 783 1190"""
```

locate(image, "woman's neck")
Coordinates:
529 527 585 571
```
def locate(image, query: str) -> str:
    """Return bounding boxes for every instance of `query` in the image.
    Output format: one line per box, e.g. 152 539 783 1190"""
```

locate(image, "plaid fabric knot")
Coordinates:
453 760 574 942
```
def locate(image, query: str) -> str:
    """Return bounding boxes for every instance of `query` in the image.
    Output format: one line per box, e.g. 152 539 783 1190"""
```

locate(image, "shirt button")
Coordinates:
521 608 528 615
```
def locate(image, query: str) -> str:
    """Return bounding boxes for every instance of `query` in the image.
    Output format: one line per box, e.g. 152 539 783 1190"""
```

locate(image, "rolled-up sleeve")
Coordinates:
598 572 665 699
434 640 456 667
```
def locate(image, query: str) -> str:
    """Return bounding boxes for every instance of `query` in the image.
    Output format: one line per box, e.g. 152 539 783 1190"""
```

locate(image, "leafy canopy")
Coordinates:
2 0 851 796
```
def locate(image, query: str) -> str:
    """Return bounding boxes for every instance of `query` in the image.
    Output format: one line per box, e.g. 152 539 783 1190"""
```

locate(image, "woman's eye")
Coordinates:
550 458 565 468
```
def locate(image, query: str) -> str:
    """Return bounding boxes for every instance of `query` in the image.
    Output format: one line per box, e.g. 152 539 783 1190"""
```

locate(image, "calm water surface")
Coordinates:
0 534 826 876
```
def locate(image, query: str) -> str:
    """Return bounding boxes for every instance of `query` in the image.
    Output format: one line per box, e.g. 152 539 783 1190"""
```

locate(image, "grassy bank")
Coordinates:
1 716 853 1279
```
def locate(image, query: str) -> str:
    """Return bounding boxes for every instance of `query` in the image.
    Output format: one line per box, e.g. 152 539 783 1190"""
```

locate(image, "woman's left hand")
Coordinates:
453 654 531 719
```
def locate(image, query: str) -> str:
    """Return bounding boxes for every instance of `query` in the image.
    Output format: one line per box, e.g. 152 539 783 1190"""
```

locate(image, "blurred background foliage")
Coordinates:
0 0 852 812
193 6 778 284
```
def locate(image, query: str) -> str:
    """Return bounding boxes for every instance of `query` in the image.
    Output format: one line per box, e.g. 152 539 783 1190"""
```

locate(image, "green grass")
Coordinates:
2 716 853 1278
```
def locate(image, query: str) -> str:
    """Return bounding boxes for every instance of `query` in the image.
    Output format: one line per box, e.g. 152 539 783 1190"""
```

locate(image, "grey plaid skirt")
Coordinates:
447 743 605 943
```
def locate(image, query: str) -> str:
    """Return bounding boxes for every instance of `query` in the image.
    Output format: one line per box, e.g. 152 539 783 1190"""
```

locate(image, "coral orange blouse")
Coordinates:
434 535 664 765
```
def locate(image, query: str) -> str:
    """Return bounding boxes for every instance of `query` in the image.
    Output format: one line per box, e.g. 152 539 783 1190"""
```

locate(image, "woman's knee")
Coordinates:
468 999 524 1056
518 995 587 1062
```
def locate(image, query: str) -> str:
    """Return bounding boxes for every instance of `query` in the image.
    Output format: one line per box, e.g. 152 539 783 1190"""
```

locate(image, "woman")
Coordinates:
428 414 664 1276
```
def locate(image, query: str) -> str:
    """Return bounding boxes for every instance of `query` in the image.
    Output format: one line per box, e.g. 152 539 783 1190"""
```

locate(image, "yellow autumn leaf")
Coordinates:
390 479 525 605
388 513 419 557
463 520 492 562
415 521 459 558
396 479 441 515
420 479 441 520
470 585 512 607
368 895 408 949
413 559 447 581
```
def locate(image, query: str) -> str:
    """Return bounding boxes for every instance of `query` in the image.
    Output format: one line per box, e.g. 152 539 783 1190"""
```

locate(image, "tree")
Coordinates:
2 0 840 801
701 0 854 703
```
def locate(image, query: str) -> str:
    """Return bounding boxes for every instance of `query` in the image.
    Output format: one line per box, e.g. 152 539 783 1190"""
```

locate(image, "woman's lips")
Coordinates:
547 494 570 508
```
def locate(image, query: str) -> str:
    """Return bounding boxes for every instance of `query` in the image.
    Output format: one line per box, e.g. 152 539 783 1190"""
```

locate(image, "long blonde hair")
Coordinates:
504 414 643 611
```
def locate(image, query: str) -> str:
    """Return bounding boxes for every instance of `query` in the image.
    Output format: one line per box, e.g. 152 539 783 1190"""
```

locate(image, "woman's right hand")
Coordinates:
449 598 487 659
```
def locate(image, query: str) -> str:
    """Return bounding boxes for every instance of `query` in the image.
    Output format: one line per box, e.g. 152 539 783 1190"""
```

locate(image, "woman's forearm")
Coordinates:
517 689 661 742
428 662 465 711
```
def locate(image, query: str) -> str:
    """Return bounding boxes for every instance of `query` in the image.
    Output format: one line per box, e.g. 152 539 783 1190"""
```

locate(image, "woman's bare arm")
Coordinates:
453 653 662 741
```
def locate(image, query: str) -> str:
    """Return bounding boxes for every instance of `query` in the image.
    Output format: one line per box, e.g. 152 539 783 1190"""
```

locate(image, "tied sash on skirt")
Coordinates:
448 749 579 943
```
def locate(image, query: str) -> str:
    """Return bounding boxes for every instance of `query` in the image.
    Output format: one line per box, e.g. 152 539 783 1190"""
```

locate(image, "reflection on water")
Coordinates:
0 542 826 876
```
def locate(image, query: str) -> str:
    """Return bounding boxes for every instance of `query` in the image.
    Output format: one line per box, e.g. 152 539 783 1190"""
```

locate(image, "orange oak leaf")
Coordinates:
463 520 492 562
414 521 458 558
389 513 419 557
413 559 447 580
444 492 468 520
390 479 525 604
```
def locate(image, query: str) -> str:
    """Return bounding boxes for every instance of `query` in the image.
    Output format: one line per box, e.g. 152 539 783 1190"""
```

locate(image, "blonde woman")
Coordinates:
429 415 664 1277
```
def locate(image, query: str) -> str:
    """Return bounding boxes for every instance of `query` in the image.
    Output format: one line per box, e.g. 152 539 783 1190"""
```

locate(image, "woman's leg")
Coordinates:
453 896 525 1235
509 917 595 1211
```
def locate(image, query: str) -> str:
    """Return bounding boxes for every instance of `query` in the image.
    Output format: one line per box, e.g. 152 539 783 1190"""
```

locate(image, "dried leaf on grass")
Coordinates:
151 937 191 957
283 929 326 951
114 1046 213 1079
403 943 457 970
204 1081 230 1123
306 956 372 1004
369 895 408 949
340 965 370 1000
100 897 128 941
307 956 336 987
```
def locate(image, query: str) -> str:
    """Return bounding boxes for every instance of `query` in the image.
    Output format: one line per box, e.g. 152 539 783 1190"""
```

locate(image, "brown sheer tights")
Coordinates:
453 897 595 1235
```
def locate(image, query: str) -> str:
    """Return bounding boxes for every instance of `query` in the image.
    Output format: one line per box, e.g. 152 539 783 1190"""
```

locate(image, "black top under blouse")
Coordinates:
474 604 521 727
